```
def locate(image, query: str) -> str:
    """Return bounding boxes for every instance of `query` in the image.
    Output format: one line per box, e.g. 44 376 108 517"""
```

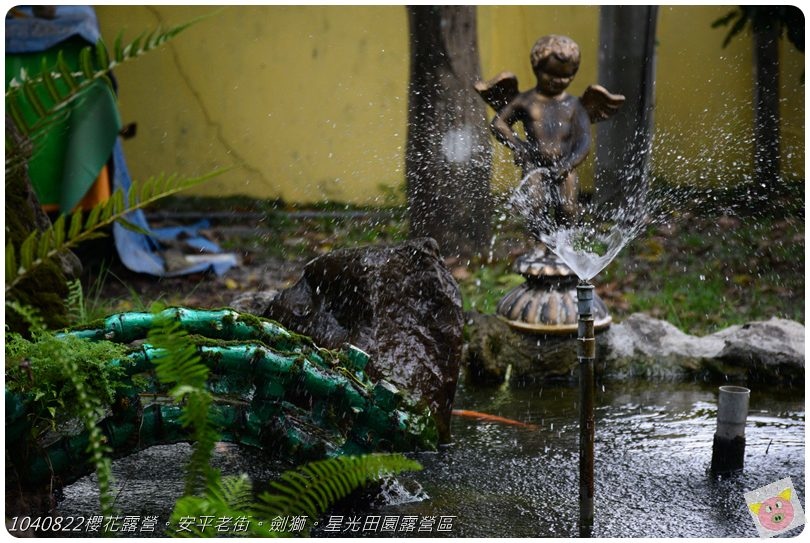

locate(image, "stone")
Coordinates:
463 312 804 384
230 289 278 315
604 314 804 383
263 238 464 442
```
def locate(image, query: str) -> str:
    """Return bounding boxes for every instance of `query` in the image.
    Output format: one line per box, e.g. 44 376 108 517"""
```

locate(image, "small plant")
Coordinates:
4 309 127 521
146 305 219 496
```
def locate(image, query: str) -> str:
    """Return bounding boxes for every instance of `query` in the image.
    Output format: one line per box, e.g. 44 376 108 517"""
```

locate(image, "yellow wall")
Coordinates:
96 5 804 204
96 5 410 204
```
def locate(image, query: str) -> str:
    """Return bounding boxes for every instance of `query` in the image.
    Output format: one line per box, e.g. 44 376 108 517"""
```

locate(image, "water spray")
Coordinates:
711 385 750 474
576 281 596 535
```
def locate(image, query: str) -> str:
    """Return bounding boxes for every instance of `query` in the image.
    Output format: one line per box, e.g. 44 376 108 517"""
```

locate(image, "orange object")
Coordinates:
451 409 539 430
41 164 111 214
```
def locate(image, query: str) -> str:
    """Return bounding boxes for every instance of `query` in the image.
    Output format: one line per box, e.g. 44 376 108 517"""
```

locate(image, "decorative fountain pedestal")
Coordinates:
497 246 611 334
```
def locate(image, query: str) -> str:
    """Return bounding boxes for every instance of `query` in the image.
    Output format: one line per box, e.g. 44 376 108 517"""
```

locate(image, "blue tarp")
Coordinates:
7 5 237 277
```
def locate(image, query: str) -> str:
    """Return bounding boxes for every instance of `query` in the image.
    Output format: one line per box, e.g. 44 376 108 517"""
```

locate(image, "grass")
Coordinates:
597 213 804 335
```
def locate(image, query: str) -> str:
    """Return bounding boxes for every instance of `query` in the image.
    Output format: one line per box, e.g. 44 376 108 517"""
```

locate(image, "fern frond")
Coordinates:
213 474 254 511
65 279 86 325
63 357 116 520
5 169 226 296
5 15 213 140
255 454 423 521
5 301 47 336
146 310 219 496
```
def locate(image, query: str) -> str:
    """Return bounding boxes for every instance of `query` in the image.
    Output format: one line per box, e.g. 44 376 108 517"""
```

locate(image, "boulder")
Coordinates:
604 314 804 383
464 312 804 384
262 238 464 442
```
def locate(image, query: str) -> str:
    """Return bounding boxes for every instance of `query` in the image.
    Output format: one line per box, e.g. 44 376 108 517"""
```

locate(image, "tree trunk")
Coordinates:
405 6 492 259
753 21 781 185
595 6 658 216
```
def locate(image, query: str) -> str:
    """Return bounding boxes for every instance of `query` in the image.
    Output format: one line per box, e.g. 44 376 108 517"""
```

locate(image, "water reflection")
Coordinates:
56 380 804 537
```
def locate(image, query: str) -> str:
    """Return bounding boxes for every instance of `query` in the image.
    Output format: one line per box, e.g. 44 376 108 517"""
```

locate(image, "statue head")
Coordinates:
530 35 581 95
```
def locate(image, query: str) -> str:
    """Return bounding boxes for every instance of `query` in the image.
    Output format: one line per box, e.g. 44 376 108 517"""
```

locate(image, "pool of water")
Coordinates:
55 379 804 538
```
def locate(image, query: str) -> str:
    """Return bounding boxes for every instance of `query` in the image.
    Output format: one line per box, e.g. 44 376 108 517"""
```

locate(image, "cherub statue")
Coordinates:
476 34 624 236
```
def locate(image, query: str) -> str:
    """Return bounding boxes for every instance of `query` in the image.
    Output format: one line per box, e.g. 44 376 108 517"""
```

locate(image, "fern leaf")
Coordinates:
7 169 226 297
112 189 125 215
147 312 219 496
68 209 84 240
5 301 47 335
123 32 143 59
113 31 125 64
116 217 152 237
78 46 95 79
22 80 46 118
56 51 78 90
6 17 208 139
19 232 38 271
127 185 138 208
40 60 62 103
219 474 253 510
6 242 18 284
52 213 66 249
36 229 52 260
65 279 87 325
7 99 30 134
95 40 110 71
257 454 422 522
84 202 102 230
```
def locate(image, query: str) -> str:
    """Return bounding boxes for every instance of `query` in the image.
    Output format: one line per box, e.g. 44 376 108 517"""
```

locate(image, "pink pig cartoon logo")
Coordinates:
749 488 794 532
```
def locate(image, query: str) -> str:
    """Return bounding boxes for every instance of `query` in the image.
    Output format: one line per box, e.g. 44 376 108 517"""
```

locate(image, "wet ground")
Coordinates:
53 379 804 538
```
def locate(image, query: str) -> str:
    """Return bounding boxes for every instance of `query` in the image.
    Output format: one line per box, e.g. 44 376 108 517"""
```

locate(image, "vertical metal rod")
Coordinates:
577 281 596 537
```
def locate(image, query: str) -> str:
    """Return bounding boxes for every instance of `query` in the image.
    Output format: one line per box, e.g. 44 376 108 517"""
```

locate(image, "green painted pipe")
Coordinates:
8 308 437 487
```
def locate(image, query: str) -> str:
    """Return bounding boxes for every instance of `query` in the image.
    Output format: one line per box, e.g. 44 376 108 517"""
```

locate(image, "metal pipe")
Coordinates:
711 385 750 474
577 281 596 536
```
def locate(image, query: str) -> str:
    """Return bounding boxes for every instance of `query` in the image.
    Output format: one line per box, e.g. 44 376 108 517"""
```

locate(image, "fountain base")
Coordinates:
496 246 611 333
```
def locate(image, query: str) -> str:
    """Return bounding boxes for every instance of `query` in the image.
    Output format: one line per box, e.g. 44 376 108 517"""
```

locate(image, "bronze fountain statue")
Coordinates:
476 35 625 333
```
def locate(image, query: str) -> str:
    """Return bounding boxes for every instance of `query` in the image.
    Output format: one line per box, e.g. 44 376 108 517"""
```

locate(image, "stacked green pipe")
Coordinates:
6 308 437 486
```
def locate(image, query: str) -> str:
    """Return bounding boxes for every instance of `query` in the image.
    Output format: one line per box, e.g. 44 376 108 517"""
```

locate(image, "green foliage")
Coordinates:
5 16 209 141
65 279 87 325
170 454 422 537
255 454 423 522
63 356 117 520
5 332 127 437
459 262 525 313
5 300 47 335
5 312 126 519
146 306 219 496
712 6 804 51
5 170 226 298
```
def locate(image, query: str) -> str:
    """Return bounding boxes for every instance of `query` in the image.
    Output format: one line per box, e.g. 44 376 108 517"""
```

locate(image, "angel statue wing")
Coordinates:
580 84 625 123
474 71 519 112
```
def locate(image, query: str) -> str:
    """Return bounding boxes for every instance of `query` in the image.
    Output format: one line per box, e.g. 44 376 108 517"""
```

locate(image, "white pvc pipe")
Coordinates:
716 385 750 439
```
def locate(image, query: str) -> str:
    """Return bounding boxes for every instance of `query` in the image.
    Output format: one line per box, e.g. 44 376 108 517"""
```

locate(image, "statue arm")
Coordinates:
490 99 529 165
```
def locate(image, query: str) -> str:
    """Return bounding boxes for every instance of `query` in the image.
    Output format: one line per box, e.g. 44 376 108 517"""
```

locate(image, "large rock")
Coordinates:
464 312 804 384
262 238 464 442
604 314 804 383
